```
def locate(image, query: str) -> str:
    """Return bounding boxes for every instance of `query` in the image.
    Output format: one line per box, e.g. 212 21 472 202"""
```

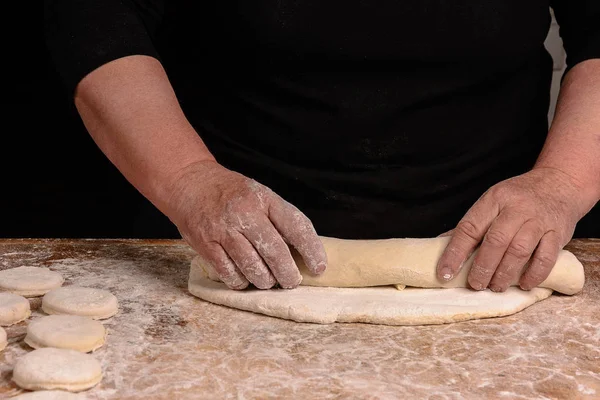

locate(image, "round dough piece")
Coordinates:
0 326 7 351
0 292 31 326
189 276 554 325
11 390 87 399
25 315 106 352
0 266 64 297
12 348 102 392
42 286 118 320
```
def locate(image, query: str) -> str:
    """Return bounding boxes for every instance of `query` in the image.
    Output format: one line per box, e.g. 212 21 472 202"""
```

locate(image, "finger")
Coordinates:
222 230 276 289
201 242 249 290
239 217 302 289
436 194 499 282
468 210 526 290
519 231 561 290
488 220 544 292
269 198 327 275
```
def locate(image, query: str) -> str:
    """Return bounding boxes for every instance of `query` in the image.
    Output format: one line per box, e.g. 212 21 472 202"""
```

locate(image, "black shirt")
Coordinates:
44 1 600 239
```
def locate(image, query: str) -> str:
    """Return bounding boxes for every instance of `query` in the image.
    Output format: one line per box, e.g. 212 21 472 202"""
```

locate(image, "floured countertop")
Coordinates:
0 238 599 399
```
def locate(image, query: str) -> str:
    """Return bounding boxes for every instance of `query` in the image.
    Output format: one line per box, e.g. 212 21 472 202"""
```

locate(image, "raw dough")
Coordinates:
0 326 7 351
42 286 118 320
189 236 585 325
195 237 584 294
294 237 585 294
11 390 86 399
189 277 553 325
25 315 106 353
0 266 64 297
12 348 102 392
0 292 31 326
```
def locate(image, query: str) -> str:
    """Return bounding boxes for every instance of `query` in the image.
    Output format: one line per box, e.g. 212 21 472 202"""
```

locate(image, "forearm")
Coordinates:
534 59 600 213
74 55 215 212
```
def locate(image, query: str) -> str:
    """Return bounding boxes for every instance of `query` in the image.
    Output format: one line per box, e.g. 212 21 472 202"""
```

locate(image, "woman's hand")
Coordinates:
166 161 327 290
71 56 326 290
436 167 593 292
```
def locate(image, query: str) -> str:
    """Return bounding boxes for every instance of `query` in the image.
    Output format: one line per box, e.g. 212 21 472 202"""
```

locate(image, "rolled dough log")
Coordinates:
25 315 107 353
291 237 584 295
0 326 7 351
0 266 64 297
12 348 102 392
194 236 584 295
42 286 119 320
0 292 31 326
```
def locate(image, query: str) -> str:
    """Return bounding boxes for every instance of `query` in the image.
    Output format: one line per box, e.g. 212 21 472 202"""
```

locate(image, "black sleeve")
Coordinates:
44 0 165 95
550 0 600 73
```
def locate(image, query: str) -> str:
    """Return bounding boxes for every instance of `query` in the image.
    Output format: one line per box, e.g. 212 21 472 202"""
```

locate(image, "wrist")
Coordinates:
150 155 218 215
532 164 600 217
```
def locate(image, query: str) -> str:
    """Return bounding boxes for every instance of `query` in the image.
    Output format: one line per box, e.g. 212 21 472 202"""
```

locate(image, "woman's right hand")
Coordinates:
166 161 328 290
70 56 326 289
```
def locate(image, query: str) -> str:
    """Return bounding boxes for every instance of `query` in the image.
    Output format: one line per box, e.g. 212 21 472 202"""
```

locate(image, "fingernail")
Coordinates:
489 284 502 293
280 273 303 289
231 281 249 290
315 262 327 274
440 267 453 281
470 281 485 291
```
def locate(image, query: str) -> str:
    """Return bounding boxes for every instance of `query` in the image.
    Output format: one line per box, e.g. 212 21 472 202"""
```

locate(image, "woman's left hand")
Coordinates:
436 167 591 292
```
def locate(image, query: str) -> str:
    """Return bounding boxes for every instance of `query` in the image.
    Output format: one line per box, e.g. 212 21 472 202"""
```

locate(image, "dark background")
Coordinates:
1 42 598 239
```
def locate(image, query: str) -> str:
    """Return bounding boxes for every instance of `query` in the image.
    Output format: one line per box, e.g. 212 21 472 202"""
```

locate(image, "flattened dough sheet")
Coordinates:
188 236 584 325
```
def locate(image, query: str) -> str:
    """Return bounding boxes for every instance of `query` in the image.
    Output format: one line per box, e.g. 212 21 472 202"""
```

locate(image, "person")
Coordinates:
44 1 599 292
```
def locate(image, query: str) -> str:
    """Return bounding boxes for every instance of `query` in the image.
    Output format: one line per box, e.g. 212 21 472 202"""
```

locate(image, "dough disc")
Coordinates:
189 236 582 325
0 266 64 297
25 315 107 352
10 390 86 399
0 292 31 326
42 286 118 320
189 276 553 325
12 348 102 392
0 326 7 351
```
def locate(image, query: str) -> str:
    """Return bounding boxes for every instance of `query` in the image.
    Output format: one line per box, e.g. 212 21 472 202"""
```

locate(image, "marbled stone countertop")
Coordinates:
1 239 598 399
